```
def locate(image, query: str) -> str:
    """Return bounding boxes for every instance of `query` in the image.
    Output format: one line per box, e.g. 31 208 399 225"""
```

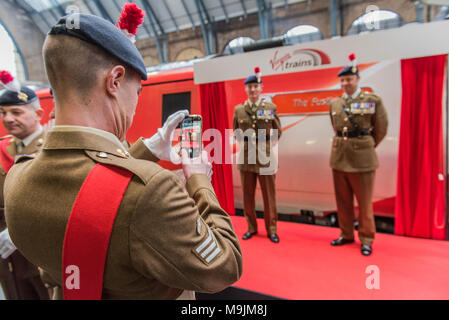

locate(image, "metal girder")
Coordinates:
218 0 229 23
257 0 270 39
49 0 66 17
239 0 248 18
82 0 94 14
141 0 166 63
92 0 113 23
198 0 215 53
194 0 211 55
13 0 53 32
46 7 60 23
416 2 425 23
161 1 179 33
198 0 211 24
142 0 165 36
180 0 195 30
330 0 338 36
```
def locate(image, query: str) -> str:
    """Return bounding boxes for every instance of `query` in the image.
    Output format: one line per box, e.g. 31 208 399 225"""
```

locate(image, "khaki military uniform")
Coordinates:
0 132 49 300
329 90 388 245
4 126 242 300
233 99 282 235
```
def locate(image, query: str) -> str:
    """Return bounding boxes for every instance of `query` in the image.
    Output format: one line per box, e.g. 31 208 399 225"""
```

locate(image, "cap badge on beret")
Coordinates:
17 92 28 103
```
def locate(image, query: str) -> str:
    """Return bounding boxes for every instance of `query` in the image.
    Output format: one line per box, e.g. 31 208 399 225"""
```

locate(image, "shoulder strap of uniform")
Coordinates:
62 164 133 300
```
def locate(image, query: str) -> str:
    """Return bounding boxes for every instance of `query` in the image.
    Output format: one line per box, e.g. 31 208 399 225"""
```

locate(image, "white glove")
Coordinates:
0 229 16 259
144 110 189 162
181 149 213 180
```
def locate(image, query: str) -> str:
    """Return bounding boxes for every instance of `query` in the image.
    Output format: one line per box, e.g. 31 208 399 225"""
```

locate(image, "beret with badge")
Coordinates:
338 53 359 77
48 3 147 80
0 70 38 106
244 67 263 85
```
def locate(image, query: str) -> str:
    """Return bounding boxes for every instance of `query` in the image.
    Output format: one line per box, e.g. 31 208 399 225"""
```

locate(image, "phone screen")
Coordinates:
180 115 202 159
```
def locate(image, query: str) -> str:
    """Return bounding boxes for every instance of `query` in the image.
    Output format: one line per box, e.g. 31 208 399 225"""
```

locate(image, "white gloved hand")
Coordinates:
144 110 189 163
0 229 16 259
181 149 213 180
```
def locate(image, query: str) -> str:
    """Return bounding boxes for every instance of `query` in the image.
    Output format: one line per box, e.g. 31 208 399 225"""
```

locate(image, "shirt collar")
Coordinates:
21 125 43 147
343 87 361 100
246 99 262 107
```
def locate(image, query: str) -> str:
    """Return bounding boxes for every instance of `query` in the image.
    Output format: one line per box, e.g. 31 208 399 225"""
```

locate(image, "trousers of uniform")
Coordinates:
0 256 49 300
332 169 376 245
240 170 277 235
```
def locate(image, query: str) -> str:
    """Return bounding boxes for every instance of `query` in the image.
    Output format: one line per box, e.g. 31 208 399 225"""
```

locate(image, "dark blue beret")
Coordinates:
48 13 147 80
244 75 262 85
338 65 359 77
0 87 38 106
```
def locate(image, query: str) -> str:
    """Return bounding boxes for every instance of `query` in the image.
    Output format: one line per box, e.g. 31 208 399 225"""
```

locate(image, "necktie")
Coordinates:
16 140 24 153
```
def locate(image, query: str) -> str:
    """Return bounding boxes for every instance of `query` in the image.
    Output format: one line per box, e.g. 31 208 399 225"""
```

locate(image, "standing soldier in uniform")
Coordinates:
0 71 49 299
233 67 282 243
4 5 242 300
329 53 388 256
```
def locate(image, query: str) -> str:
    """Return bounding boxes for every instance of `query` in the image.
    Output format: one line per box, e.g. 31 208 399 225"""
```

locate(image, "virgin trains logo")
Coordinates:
270 49 331 72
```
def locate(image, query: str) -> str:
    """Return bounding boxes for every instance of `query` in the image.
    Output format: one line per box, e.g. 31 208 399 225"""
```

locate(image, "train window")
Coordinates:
162 92 191 124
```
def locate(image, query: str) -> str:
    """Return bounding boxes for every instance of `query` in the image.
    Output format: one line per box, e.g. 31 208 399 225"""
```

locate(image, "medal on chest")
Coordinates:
350 102 376 114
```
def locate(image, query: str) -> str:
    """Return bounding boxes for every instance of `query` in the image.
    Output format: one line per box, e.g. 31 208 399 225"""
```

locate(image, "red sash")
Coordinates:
62 164 133 300
0 137 14 173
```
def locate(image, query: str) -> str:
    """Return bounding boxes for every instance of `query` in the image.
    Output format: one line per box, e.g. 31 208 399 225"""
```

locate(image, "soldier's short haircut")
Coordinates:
43 35 134 101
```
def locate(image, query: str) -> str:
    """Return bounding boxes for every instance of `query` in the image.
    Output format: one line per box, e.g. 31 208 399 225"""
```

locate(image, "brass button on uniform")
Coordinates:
117 149 129 158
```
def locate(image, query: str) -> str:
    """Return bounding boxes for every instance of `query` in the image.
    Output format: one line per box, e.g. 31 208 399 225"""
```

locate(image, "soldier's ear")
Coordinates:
35 108 44 120
106 65 127 97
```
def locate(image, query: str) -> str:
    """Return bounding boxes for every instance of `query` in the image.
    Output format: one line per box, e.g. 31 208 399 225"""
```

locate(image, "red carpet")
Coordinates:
230 216 449 300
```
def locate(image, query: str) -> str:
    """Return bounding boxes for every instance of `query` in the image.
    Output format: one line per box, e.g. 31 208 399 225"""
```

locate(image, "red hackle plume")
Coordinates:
348 53 357 67
0 70 20 92
117 3 145 41
0 70 14 85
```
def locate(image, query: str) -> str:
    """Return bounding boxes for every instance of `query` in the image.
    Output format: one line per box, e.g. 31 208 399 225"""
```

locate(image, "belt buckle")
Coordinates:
343 127 349 141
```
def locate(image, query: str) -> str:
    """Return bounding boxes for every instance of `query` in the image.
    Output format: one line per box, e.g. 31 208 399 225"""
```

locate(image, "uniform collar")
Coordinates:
43 126 129 158
246 99 262 107
343 87 361 100
21 125 43 147
245 99 263 115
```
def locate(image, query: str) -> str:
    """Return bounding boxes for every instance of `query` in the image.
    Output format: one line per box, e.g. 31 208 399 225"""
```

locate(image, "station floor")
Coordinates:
1 216 448 300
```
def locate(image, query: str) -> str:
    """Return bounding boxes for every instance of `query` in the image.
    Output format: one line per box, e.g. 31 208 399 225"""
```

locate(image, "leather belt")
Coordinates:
244 135 271 142
336 129 371 138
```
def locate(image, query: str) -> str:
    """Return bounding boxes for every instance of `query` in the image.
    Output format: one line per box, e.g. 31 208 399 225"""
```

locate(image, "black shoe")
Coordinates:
242 232 257 240
268 233 279 243
330 237 354 246
361 244 372 256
